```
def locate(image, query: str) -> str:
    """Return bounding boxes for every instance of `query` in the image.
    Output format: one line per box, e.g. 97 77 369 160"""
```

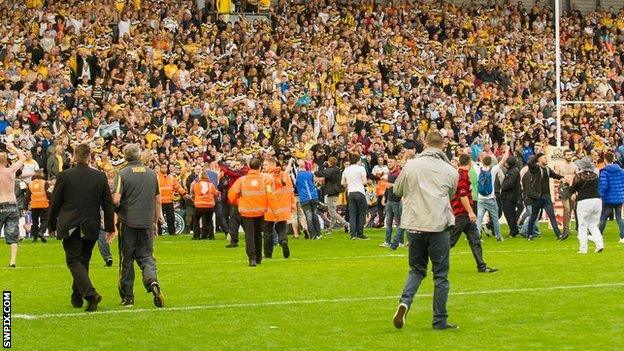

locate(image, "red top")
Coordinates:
451 168 473 217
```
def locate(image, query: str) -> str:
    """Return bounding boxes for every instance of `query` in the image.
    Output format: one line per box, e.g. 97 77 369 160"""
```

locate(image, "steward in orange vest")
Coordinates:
227 158 270 266
157 164 187 236
27 171 50 243
157 167 187 204
262 158 295 258
191 174 219 240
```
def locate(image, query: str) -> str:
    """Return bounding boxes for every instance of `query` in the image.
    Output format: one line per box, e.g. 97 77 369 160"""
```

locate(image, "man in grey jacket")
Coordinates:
392 132 459 331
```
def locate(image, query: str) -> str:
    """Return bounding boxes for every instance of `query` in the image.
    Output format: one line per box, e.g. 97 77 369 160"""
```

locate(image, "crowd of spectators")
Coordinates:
1 0 624 202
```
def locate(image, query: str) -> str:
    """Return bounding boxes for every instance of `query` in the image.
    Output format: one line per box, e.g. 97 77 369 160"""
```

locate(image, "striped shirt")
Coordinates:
451 168 473 217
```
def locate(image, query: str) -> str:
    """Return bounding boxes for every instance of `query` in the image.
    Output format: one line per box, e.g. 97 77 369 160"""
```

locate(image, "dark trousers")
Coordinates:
501 199 520 237
399 230 450 328
31 207 49 239
158 202 176 235
241 216 263 262
527 195 562 238
450 215 486 271
118 224 158 300
376 196 385 227
348 192 367 238
301 200 321 238
62 229 97 299
229 205 242 245
193 207 214 239
263 220 288 257
215 200 228 233
599 203 624 238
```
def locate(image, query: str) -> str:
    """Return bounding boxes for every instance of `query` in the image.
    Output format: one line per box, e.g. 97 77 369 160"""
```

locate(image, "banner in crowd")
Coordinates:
95 121 121 138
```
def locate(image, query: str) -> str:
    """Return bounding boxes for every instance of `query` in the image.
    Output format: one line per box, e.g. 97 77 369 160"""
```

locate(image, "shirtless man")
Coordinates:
555 150 579 236
0 142 27 268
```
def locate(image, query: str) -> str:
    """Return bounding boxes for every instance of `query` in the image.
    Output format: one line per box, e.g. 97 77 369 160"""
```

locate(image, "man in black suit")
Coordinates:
48 144 115 312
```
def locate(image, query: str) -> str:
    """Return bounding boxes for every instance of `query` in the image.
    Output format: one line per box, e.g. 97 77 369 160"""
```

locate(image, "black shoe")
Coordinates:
32 238 38 243
105 259 113 267
357 235 370 240
433 323 459 330
151 282 164 308
557 233 569 242
8 264 15 269
200 236 208 240
226 243 238 248
41 236 47 243
256 256 262 265
304 230 309 239
393 303 408 329
478 267 498 273
71 293 83 308
191 237 200 241
85 293 102 312
264 253 272 259
120 298 134 307
208 236 215 240
281 241 290 259
249 260 257 267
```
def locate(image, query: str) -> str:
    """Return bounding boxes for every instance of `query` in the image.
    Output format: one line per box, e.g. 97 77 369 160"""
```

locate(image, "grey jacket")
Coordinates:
394 148 458 232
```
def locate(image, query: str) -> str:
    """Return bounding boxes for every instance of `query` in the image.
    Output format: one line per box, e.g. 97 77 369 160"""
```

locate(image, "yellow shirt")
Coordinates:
115 0 126 12
164 64 179 79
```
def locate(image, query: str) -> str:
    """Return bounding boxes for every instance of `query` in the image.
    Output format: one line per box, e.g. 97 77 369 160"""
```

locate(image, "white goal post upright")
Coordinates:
555 0 562 147
554 1 624 147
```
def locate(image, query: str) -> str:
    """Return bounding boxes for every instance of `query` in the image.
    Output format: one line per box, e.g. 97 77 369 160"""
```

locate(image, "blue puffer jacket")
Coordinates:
599 164 624 204
295 170 318 204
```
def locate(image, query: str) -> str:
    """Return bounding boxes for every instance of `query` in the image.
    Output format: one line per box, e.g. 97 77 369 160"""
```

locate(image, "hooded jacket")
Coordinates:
500 157 521 202
599 163 624 205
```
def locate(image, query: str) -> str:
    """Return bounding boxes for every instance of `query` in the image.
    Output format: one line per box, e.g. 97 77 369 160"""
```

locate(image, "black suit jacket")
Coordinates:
48 163 114 240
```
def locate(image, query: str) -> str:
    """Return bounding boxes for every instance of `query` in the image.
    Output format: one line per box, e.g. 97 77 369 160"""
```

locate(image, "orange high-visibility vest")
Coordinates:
376 179 388 196
158 172 186 204
265 168 295 222
29 179 49 209
228 170 269 218
193 180 218 208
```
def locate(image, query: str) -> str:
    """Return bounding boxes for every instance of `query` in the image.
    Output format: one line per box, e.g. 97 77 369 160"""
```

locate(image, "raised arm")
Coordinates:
7 144 26 173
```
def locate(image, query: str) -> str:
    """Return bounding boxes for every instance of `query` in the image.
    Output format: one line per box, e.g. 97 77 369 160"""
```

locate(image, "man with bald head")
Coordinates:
0 142 26 267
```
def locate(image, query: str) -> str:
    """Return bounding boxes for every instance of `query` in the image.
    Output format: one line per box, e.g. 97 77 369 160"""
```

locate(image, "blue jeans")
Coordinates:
599 203 624 238
301 200 321 238
476 198 501 239
348 192 367 238
385 201 404 248
519 205 540 237
98 230 112 263
528 195 562 238
399 230 450 328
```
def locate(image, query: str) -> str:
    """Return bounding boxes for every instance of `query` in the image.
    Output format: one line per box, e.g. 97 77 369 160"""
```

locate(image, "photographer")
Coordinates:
314 156 348 234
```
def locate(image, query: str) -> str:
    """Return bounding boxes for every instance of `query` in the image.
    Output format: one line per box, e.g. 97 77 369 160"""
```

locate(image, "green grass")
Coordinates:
2 224 623 350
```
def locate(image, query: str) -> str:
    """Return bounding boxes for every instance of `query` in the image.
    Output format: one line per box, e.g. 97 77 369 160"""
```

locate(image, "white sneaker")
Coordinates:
577 250 587 254
393 303 409 329
401 242 409 248
379 242 390 248
618 238 624 244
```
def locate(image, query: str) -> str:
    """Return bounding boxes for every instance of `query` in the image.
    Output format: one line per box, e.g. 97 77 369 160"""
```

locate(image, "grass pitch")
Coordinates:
1 224 623 350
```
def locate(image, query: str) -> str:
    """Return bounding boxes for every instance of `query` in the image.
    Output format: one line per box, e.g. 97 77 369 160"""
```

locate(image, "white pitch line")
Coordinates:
13 282 623 320
0 248 572 270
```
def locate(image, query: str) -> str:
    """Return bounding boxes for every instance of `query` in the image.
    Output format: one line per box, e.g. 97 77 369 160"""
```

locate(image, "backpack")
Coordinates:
477 168 494 196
